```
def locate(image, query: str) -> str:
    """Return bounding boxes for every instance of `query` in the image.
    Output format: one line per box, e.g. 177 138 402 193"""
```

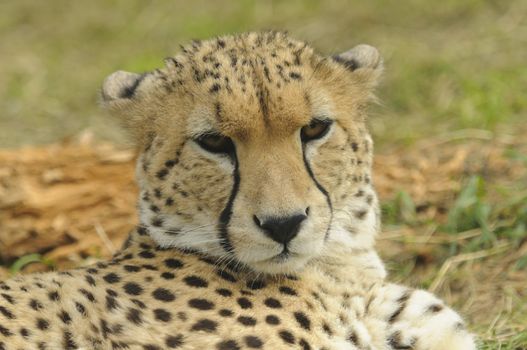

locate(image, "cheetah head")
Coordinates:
102 32 383 275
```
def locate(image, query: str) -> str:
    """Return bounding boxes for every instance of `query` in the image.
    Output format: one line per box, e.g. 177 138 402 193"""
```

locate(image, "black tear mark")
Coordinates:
302 147 333 240
119 73 147 99
218 148 240 253
332 55 359 71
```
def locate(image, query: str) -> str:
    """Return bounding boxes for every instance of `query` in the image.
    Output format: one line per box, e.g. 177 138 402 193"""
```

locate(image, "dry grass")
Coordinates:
374 129 527 348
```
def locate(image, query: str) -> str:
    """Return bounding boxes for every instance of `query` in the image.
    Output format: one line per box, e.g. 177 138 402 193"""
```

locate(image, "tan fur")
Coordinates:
0 32 476 350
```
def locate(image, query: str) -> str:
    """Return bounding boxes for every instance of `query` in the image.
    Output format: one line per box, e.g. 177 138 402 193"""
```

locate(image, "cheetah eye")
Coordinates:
195 133 235 154
300 119 333 142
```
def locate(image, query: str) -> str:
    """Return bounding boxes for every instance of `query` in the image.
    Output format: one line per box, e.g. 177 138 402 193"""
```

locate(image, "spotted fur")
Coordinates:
0 32 475 349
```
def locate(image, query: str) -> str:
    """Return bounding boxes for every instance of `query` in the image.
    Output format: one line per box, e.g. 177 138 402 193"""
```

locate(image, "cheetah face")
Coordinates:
102 32 383 275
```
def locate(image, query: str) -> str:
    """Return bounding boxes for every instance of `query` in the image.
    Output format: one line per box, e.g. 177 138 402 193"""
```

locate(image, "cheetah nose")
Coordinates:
253 212 308 245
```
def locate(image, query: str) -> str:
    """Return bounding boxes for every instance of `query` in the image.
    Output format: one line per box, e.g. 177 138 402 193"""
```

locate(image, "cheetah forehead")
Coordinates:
164 32 323 138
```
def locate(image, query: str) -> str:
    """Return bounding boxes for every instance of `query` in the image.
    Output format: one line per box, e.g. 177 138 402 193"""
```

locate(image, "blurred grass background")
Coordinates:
1 0 525 148
0 1 526 348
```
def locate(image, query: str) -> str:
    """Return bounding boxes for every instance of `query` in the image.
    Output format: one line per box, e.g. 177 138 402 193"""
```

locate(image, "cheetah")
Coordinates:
0 32 476 350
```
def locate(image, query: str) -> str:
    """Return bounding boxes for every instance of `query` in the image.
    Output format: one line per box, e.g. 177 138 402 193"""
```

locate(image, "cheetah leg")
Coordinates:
365 283 477 350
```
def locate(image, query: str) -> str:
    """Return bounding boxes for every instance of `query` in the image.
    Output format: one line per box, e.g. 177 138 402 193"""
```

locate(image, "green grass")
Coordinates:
480 330 527 350
382 168 527 348
383 174 527 255
1 0 526 347
8 253 55 275
443 176 527 254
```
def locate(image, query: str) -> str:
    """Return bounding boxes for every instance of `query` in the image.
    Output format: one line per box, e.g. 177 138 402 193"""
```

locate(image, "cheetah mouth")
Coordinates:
253 245 300 263
253 248 305 266
271 248 293 262
246 250 311 274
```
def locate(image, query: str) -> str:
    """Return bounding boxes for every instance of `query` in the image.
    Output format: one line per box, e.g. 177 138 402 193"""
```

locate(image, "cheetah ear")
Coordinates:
100 70 153 145
332 44 383 72
101 71 147 103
